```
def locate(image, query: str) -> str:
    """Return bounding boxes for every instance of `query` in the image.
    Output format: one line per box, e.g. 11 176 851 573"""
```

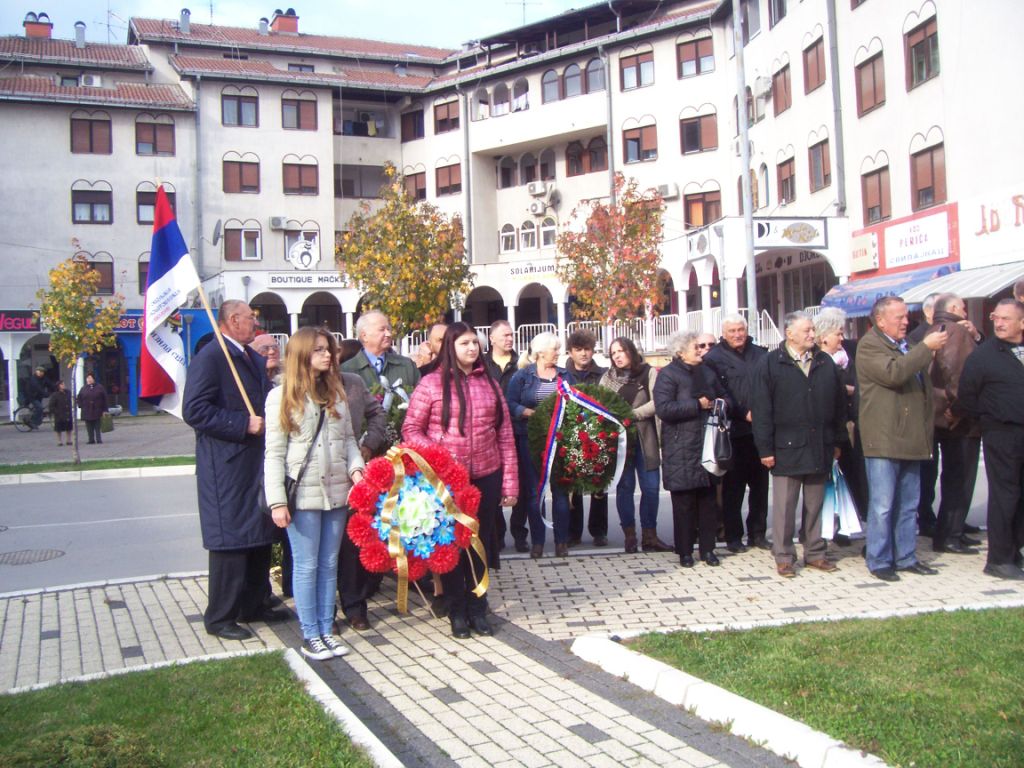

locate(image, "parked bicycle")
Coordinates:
13 403 47 432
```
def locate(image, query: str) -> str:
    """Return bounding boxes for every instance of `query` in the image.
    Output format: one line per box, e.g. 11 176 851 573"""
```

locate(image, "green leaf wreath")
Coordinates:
527 383 636 495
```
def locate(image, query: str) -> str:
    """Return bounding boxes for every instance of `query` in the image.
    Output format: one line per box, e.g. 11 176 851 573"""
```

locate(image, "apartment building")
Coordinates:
1 0 1021 416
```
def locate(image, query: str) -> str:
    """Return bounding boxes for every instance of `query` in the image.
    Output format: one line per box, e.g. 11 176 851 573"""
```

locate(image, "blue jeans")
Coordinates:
515 433 547 546
287 507 347 639
616 442 661 530
865 458 921 572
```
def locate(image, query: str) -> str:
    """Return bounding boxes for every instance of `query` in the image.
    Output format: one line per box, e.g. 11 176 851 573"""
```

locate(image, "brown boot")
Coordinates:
642 528 673 552
622 526 638 554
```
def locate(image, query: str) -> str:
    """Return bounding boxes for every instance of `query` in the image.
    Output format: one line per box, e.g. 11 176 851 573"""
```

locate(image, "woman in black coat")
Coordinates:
77 373 108 445
48 380 72 445
654 331 730 567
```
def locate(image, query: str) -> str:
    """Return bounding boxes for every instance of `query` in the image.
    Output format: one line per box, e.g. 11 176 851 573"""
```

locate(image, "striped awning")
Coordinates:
901 262 1024 304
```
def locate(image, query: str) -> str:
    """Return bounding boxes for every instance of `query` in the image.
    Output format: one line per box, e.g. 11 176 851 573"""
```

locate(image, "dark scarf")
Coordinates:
605 363 651 407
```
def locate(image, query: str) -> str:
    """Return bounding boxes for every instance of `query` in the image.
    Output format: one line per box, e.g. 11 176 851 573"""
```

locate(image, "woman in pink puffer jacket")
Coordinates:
403 322 518 639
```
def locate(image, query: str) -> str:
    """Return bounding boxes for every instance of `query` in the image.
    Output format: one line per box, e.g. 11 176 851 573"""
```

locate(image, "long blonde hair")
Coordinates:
279 327 347 435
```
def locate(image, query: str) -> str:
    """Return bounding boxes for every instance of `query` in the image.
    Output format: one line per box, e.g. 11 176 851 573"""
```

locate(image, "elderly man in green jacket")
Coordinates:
341 310 420 419
856 296 948 582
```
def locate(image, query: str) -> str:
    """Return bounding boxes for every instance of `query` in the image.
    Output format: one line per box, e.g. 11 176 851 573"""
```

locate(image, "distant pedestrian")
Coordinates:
25 366 52 430
77 373 108 444
48 381 72 446
252 333 282 386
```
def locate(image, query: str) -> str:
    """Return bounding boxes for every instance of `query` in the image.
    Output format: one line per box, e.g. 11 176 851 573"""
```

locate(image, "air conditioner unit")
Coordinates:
269 216 288 230
656 183 679 200
528 200 546 215
80 74 102 87
527 181 546 197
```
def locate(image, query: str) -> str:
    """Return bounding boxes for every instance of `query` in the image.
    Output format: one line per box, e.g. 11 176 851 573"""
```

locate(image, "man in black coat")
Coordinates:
753 312 846 579
703 313 769 551
956 298 1024 580
183 300 284 640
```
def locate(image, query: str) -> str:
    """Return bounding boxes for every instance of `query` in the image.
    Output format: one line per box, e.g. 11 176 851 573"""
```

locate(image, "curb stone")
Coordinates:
0 464 195 485
571 636 890 768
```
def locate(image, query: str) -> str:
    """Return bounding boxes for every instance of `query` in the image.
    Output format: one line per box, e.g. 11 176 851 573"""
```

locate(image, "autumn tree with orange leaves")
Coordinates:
336 163 472 339
556 174 664 323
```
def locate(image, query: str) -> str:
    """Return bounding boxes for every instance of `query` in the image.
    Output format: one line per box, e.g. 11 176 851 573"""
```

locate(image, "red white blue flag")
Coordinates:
140 186 200 418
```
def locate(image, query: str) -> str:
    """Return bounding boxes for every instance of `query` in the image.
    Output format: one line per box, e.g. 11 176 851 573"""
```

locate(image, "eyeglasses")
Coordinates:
696 342 714 349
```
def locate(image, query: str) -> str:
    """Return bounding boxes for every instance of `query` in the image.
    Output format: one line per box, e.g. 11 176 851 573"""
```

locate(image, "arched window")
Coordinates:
520 220 537 250
587 137 608 172
585 58 605 92
539 148 556 181
492 83 510 116
542 70 560 103
540 217 557 248
520 153 538 184
472 88 490 121
138 252 150 294
563 64 582 98
512 78 529 112
498 156 517 188
566 141 585 177
500 223 516 252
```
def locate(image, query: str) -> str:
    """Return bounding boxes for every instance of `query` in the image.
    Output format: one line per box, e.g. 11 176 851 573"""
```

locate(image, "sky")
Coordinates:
2 0 591 49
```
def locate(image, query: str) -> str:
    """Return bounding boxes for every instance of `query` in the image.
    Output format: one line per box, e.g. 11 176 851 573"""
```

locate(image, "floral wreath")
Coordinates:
347 442 485 613
527 381 635 496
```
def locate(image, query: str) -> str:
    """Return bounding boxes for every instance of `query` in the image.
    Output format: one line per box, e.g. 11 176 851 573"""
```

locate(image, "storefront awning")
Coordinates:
820 264 959 317
901 261 1024 304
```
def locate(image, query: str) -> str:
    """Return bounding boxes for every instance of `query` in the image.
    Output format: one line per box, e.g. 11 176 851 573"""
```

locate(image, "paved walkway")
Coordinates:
4 536 1022 766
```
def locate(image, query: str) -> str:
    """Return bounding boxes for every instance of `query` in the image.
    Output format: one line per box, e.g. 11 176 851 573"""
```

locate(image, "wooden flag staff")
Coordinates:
194 283 256 418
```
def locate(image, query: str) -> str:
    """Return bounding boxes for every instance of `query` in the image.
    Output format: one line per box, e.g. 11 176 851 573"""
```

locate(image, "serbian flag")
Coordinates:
140 186 200 418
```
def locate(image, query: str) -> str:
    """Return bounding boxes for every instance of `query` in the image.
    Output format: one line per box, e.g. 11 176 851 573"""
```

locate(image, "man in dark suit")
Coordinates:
183 300 285 640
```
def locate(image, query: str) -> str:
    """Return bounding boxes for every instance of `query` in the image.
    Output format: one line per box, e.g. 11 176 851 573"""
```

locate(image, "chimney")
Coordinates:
258 17 269 35
180 8 191 35
74 20 86 48
24 11 53 39
270 8 299 34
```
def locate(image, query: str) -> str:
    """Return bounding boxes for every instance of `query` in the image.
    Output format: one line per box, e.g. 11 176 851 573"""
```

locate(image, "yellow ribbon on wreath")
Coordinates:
380 445 489 614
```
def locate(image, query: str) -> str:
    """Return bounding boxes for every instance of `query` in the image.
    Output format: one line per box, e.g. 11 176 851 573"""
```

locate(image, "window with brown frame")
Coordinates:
541 70 560 103
566 142 585 177
282 98 317 130
224 228 261 261
856 53 886 115
72 190 112 223
434 101 460 134
587 137 608 172
88 260 114 294
679 114 718 154
283 163 319 195
137 190 176 224
623 126 657 163
772 66 792 116
684 191 722 229
808 139 831 192
135 121 175 155
563 64 583 98
905 18 939 89
404 171 426 200
777 158 796 204
70 117 111 154
436 163 462 196
620 51 654 90
862 166 891 225
222 94 258 127
223 160 260 193
585 59 605 92
138 258 149 294
803 38 825 93
400 110 425 142
677 38 713 78
769 0 787 27
539 150 555 181
911 144 945 211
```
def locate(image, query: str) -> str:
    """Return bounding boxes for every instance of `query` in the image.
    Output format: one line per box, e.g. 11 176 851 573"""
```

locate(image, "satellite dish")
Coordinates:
211 219 222 247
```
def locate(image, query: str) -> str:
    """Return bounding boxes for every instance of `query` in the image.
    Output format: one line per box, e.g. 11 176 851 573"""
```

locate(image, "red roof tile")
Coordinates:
171 55 433 90
131 17 455 62
0 36 151 68
0 76 194 110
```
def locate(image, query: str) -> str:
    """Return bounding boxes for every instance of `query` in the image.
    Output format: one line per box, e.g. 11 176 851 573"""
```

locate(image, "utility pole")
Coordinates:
732 0 758 318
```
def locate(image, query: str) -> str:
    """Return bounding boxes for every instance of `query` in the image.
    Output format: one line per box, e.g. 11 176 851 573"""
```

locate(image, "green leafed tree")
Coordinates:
336 163 473 339
36 251 123 463
556 173 665 323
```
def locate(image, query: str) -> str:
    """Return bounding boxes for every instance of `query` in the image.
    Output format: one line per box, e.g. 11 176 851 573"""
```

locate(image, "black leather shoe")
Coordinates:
593 535 608 547
514 539 530 553
207 623 252 641
725 541 747 553
960 535 982 547
241 607 290 623
933 541 978 555
983 563 1024 580
749 536 771 550
468 614 493 636
898 562 938 575
872 568 900 582
963 523 982 535
702 552 721 566
680 554 695 568
450 615 471 639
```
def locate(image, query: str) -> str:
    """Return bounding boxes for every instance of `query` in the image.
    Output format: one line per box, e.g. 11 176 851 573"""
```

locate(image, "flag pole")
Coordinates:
194 282 256 418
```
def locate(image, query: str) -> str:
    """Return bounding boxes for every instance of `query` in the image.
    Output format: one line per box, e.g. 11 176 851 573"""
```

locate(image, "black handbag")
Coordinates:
262 408 325 515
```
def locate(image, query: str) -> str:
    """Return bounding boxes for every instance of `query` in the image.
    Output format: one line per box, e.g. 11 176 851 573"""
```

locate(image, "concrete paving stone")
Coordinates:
433 736 477 761
540 749 592 768
472 740 516 765
452 755 493 768
670 746 722 768
632 740 678 764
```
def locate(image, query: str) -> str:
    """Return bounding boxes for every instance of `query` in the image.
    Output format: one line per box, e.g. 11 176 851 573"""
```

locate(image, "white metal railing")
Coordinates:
514 323 557 354
681 309 705 334
651 314 679 351
271 332 290 351
565 320 607 352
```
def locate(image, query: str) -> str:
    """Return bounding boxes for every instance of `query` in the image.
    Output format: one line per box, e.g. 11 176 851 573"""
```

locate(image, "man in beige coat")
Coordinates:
856 296 947 581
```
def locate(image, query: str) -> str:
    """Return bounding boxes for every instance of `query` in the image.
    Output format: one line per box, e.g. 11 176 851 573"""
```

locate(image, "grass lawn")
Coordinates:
0 455 194 475
631 608 1024 768
0 652 373 768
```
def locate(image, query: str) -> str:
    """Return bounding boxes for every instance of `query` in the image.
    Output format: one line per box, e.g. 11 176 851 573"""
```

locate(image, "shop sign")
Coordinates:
850 232 880 273
960 187 1024 270
266 272 349 288
753 218 828 250
0 309 41 332
884 209 950 268
115 314 143 332
508 261 557 280
754 250 823 275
